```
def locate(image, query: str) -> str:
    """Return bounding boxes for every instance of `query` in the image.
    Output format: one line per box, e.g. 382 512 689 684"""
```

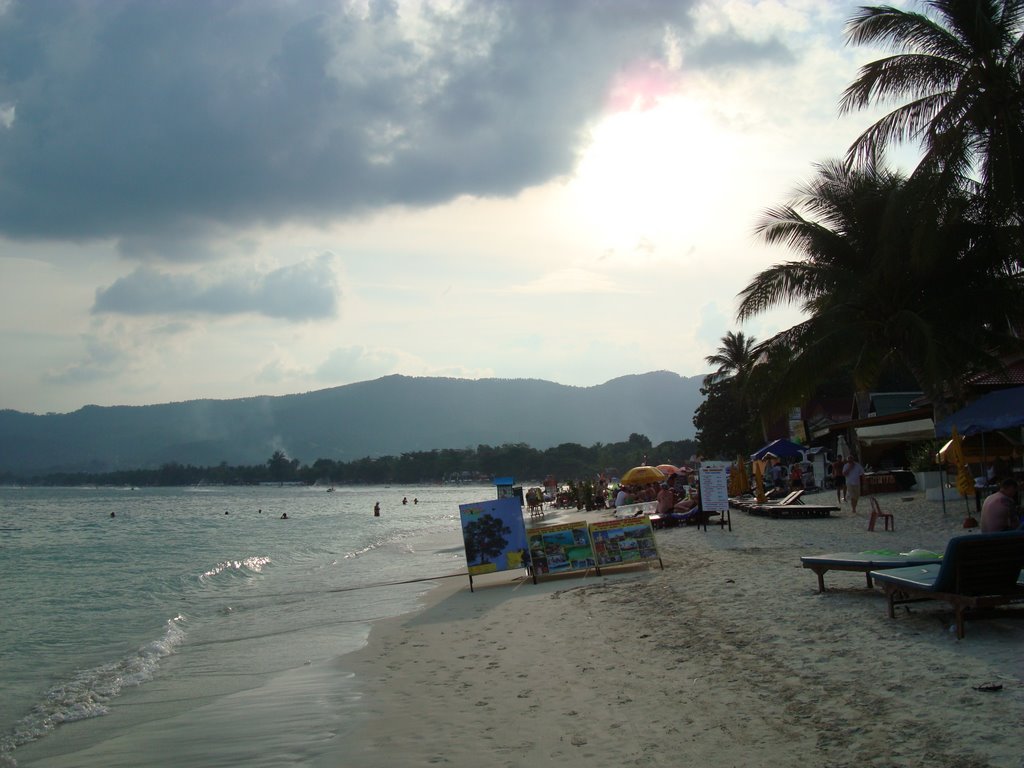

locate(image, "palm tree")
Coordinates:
737 159 1024 416
840 1 1024 226
703 330 758 387
700 330 772 449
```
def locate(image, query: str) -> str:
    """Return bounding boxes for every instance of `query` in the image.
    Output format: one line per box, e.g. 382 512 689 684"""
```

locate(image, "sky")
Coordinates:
0 0 918 415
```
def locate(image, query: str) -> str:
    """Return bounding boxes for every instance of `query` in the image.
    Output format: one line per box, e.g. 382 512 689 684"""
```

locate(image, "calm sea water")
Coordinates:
0 484 482 767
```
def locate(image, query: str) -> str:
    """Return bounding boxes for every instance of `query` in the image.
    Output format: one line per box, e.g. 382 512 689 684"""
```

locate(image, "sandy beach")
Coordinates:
341 490 1024 768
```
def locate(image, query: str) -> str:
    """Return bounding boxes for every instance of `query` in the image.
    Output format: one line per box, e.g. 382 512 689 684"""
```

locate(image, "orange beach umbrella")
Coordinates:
620 466 667 486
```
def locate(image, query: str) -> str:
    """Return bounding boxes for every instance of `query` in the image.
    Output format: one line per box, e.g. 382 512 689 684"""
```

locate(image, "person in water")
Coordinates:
373 502 380 517
280 512 288 519
402 496 408 505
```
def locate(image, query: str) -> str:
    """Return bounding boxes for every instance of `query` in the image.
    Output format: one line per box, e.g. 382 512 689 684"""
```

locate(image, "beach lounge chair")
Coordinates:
869 531 1024 638
746 494 838 518
800 550 942 593
730 489 803 510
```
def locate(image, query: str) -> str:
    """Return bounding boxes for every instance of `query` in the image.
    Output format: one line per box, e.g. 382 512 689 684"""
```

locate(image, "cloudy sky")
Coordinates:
1 0 916 414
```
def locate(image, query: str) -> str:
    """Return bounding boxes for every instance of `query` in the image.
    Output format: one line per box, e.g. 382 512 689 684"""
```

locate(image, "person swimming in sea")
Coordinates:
373 502 380 517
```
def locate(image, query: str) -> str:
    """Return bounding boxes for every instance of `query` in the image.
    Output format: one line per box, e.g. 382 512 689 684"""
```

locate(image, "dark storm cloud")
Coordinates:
685 28 795 69
93 254 338 320
0 1 784 250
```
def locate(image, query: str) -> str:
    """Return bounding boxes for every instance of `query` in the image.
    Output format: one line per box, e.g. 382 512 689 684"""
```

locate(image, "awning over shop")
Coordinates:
855 418 935 445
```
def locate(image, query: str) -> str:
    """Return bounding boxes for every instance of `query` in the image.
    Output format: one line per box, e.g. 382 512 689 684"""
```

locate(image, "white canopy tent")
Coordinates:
854 418 935 446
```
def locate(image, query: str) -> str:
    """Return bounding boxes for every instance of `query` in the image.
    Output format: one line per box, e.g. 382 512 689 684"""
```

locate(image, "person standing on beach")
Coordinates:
843 456 865 514
789 463 803 490
832 457 846 503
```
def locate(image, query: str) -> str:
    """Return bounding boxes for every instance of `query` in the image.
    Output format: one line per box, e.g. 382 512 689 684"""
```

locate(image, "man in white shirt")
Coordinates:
843 456 866 514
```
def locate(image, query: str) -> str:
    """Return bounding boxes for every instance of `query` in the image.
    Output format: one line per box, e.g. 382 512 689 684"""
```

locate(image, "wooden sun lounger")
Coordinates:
746 501 838 519
800 551 943 593
731 489 803 510
869 531 1024 639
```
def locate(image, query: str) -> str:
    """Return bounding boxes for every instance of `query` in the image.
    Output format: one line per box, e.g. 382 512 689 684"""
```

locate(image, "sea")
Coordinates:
0 483 485 767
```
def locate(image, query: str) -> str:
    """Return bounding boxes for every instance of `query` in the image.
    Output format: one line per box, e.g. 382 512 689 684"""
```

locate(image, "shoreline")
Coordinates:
337 490 1024 767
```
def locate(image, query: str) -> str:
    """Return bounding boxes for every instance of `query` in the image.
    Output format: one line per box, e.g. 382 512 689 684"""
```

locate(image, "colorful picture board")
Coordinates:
459 497 529 590
588 517 662 570
526 521 595 576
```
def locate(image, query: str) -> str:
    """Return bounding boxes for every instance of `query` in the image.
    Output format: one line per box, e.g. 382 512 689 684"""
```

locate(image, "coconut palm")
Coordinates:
737 159 1024 415
703 330 758 387
840 0 1024 226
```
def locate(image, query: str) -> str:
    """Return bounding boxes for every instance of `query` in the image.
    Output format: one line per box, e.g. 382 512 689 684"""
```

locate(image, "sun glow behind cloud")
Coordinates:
568 95 740 258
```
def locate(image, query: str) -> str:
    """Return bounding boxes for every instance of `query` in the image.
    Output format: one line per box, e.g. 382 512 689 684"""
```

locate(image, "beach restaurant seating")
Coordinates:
869 531 1024 639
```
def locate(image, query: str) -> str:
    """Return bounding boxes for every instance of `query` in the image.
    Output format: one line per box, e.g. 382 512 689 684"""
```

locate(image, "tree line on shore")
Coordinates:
3 433 698 488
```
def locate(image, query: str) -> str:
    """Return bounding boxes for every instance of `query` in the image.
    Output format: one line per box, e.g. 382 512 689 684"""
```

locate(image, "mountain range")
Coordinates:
0 371 706 475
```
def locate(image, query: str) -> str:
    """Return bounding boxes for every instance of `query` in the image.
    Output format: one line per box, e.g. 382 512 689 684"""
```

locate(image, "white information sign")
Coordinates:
699 461 731 513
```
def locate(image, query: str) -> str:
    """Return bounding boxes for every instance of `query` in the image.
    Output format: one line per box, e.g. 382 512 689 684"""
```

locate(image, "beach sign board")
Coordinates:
526 521 595 577
698 461 730 513
459 497 529 591
588 517 662 571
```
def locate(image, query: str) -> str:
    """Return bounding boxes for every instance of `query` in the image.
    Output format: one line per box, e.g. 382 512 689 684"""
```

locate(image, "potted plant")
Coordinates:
907 440 942 494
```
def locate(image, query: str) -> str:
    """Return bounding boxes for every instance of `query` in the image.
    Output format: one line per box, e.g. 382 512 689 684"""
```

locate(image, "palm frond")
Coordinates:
844 5 971 60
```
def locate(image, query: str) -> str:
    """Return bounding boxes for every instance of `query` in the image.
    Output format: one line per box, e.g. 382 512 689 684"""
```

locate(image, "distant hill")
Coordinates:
0 371 705 475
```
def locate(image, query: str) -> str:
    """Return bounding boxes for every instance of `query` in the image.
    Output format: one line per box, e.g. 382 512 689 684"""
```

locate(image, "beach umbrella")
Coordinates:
735 455 750 495
837 434 851 461
750 438 804 460
727 461 741 495
949 426 975 499
656 463 679 476
620 465 666 486
753 461 766 503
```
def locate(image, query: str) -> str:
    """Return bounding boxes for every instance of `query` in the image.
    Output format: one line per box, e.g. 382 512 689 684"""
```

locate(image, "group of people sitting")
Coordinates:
611 472 702 525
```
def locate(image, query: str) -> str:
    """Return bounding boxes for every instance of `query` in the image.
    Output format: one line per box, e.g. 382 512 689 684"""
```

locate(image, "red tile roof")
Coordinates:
967 359 1024 386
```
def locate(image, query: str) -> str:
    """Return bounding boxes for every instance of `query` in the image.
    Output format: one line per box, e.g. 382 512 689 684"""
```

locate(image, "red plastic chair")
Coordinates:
867 497 894 531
